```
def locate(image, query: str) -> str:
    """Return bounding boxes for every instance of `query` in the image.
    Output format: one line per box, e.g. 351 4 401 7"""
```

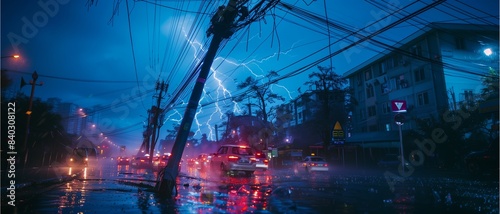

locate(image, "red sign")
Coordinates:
391 100 407 112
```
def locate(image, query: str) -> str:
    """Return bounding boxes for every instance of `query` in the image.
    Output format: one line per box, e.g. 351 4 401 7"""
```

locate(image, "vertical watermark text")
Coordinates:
6 102 18 206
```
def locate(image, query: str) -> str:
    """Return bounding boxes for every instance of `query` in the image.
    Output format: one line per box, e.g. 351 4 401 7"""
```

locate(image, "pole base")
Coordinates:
155 178 176 197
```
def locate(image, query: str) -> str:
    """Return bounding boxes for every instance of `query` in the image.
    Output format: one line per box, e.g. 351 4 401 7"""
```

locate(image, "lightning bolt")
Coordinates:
271 84 294 100
182 29 244 141
164 109 183 124
178 29 299 141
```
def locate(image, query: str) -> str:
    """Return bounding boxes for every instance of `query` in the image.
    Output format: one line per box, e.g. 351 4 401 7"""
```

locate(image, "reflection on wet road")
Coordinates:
16 159 499 214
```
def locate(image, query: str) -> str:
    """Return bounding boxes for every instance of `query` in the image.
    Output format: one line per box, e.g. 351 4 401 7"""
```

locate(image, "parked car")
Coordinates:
116 156 130 165
210 144 256 176
253 152 269 171
464 141 499 176
295 156 328 173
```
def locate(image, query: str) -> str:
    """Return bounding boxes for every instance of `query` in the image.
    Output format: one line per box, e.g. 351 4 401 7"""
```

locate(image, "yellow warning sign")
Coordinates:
333 121 342 130
332 121 344 138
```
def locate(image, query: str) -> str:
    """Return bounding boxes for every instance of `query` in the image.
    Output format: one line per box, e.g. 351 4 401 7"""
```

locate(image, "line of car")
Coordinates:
114 144 332 176
208 144 330 175
116 154 171 171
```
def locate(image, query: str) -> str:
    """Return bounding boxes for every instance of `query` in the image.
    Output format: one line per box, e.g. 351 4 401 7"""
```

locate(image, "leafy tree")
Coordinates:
234 71 285 149
165 124 195 141
1 69 13 90
303 66 350 151
235 71 285 122
1 94 72 168
410 68 499 169
480 68 499 101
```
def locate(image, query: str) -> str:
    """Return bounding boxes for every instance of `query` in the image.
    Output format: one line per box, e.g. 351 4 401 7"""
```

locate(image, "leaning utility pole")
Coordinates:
156 0 247 196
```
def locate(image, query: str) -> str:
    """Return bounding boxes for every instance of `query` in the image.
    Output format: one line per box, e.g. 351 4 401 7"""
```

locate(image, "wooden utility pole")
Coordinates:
21 71 43 165
137 80 168 162
155 0 280 197
149 81 168 162
156 0 245 196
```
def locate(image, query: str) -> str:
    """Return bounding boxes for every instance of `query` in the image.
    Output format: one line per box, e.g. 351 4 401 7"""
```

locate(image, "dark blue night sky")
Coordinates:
1 0 498 150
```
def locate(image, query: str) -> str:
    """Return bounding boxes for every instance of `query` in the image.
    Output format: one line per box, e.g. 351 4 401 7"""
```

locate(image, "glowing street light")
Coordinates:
483 48 493 56
1 54 20 59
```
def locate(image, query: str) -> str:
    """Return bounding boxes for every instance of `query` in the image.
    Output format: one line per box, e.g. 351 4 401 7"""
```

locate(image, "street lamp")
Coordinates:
1 54 20 59
483 48 493 56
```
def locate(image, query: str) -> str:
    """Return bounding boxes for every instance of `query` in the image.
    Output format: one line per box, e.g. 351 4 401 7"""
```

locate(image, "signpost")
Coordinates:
391 100 406 171
332 121 345 144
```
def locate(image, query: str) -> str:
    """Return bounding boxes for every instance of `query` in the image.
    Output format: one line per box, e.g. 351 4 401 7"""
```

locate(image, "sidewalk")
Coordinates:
1 162 84 207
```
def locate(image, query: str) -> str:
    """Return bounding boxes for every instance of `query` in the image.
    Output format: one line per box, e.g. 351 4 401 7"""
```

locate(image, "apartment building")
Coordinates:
343 23 498 148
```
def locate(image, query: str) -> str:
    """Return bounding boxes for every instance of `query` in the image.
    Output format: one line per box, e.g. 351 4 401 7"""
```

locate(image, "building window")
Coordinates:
400 77 409 88
381 82 390 94
368 105 377 117
383 58 394 72
358 90 364 101
455 37 466 50
365 69 372 80
389 75 408 90
393 55 402 67
410 42 423 57
382 102 391 114
378 63 386 75
417 92 429 106
414 67 425 82
390 77 398 90
359 109 366 120
357 72 363 85
366 84 374 98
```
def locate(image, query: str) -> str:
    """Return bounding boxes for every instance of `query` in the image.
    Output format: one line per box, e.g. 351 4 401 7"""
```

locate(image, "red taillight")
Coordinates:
310 163 317 166
228 156 240 162
264 159 269 163
324 163 328 167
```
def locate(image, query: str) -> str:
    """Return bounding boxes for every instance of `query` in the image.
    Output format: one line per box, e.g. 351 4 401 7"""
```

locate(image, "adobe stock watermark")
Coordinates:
7 0 70 53
384 78 498 191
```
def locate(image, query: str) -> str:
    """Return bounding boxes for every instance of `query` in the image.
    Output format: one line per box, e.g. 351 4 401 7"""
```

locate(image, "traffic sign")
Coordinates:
332 122 344 137
391 100 407 112
332 121 345 144
394 113 405 125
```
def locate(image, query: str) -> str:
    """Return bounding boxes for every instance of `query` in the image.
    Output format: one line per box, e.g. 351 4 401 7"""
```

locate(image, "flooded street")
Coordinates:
6 159 498 214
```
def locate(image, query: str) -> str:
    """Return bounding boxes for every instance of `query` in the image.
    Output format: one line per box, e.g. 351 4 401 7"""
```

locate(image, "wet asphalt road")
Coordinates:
3 159 498 214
